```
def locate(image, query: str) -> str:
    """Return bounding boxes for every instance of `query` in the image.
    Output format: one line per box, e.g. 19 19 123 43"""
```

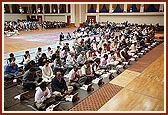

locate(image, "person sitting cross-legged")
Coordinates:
81 60 95 85
69 65 87 90
34 82 51 110
4 61 22 80
22 67 43 90
51 71 73 100
41 60 53 83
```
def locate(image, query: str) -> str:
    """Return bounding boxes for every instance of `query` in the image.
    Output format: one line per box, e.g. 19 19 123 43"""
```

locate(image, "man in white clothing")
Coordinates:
65 51 76 73
77 51 86 67
42 60 53 83
34 82 51 110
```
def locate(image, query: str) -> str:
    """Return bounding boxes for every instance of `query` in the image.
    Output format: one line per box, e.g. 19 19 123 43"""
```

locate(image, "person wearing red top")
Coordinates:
105 41 111 51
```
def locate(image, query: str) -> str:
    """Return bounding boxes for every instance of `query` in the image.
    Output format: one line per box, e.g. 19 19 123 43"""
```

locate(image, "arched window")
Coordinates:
4 4 10 13
12 4 20 13
99 4 109 13
52 4 58 13
88 4 96 13
145 4 159 12
113 4 124 13
37 4 43 13
44 4 50 13
31 4 36 14
60 4 66 13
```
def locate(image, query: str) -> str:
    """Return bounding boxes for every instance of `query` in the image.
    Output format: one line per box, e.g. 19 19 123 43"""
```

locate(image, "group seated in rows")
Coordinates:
4 21 159 110
4 20 67 37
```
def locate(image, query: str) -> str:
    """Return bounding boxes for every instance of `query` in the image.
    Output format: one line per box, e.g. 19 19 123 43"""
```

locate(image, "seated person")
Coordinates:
7 53 16 64
77 51 86 67
53 56 65 75
4 61 22 79
51 71 73 98
42 60 53 83
22 67 43 90
24 60 36 72
34 82 51 110
81 60 95 84
35 47 42 63
120 47 131 62
92 58 101 77
38 53 47 67
100 54 108 68
69 65 87 90
65 51 76 73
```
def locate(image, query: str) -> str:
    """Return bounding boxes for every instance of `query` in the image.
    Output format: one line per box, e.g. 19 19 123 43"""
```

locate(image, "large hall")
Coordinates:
2 2 165 113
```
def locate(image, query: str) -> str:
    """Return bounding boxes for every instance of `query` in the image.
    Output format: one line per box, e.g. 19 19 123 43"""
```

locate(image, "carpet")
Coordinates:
69 83 123 111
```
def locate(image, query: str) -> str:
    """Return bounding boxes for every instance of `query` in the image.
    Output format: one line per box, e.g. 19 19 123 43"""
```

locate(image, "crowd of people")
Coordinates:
4 20 67 37
4 20 160 110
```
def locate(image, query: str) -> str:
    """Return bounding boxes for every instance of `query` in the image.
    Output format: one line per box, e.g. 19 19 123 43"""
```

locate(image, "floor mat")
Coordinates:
69 83 123 111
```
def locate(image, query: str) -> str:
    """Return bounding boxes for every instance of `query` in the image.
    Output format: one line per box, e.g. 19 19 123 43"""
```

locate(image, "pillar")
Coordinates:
159 4 164 12
96 4 99 13
140 4 144 13
66 4 68 13
86 4 88 13
57 4 60 13
71 4 75 24
49 4 52 13
124 4 127 12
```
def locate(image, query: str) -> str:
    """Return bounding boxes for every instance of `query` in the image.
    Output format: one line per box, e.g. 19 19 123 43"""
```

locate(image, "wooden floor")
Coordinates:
99 54 164 111
3 28 165 112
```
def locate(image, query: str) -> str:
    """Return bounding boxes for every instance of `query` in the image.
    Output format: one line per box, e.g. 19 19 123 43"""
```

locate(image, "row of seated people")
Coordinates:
4 20 67 37
4 38 158 110
4 21 159 110
5 20 158 81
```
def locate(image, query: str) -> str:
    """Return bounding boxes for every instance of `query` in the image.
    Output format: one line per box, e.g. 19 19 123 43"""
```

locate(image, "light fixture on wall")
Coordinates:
19 6 24 13
53 9 56 13
111 8 114 13
37 8 40 13
130 8 132 12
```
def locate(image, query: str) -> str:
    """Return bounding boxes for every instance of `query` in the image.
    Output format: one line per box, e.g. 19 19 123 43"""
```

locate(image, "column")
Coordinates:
140 4 144 13
42 4 44 14
57 4 60 13
124 4 127 12
66 4 68 13
9 4 12 13
86 4 88 13
71 4 75 24
49 4 52 13
159 4 164 12
96 4 99 13
36 4 38 13
109 4 112 13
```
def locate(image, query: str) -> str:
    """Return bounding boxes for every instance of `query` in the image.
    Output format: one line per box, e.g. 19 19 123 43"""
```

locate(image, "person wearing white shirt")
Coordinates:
34 82 51 110
77 51 86 67
69 65 87 90
42 60 53 83
64 51 76 74
81 60 94 84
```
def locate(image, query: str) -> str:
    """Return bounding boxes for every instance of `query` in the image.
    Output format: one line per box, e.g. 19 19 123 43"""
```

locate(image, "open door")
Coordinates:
87 16 96 24
37 16 42 23
67 15 71 26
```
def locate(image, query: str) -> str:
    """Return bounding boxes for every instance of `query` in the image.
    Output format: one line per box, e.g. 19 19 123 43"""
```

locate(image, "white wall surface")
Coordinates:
44 15 66 22
98 13 164 25
4 14 27 21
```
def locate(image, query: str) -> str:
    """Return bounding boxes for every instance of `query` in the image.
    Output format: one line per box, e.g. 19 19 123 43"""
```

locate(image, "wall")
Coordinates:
98 13 164 25
4 14 27 21
80 4 86 23
44 15 66 22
